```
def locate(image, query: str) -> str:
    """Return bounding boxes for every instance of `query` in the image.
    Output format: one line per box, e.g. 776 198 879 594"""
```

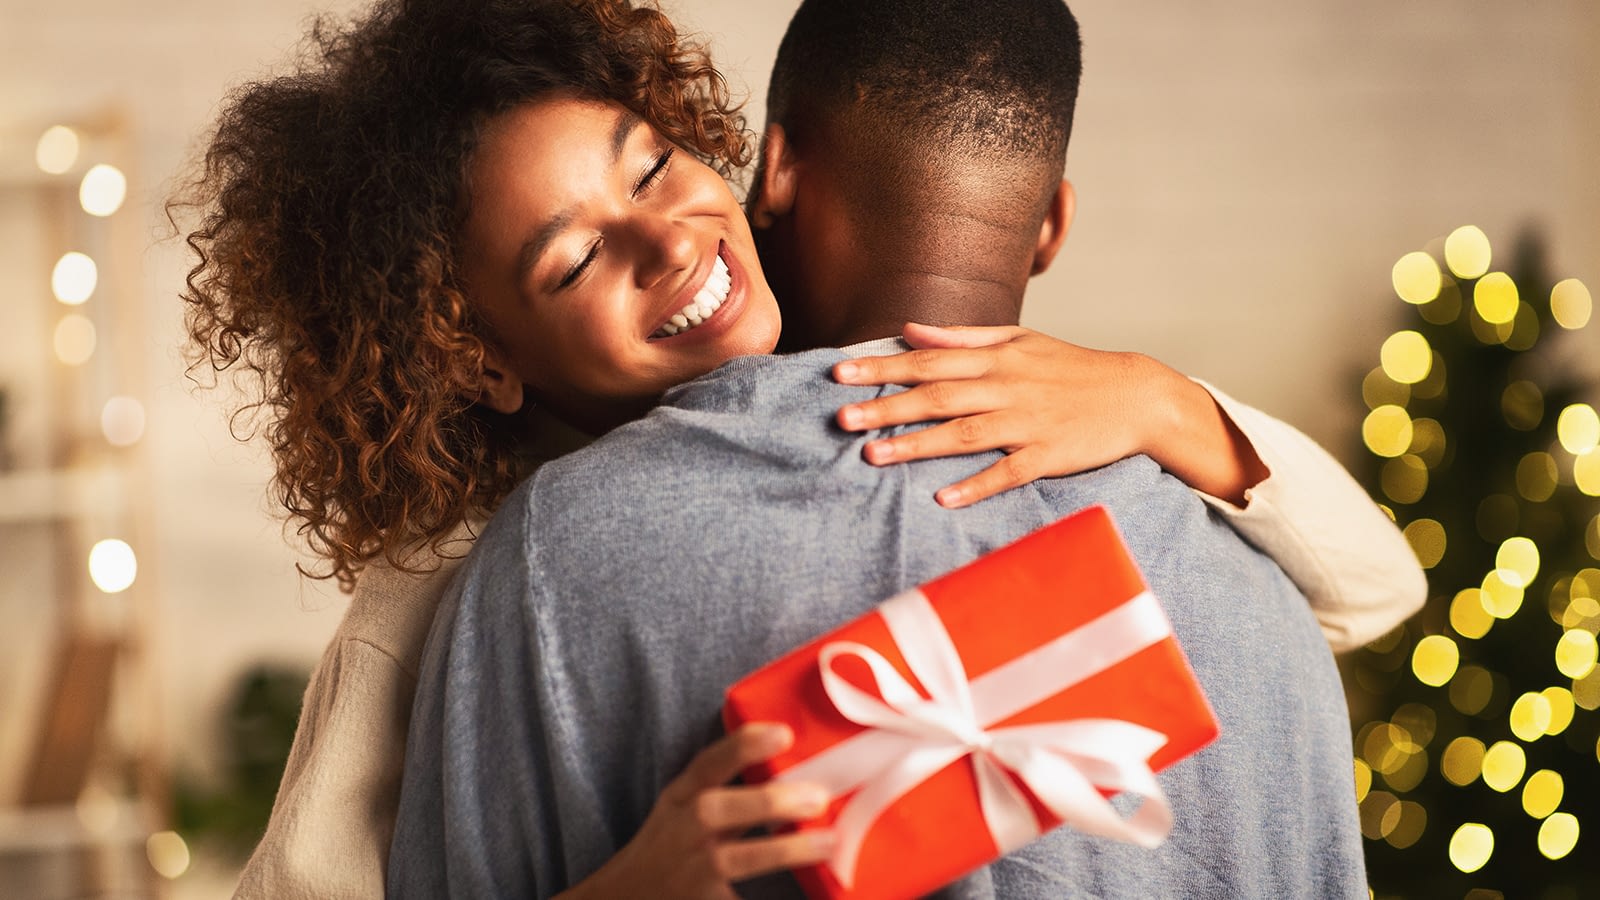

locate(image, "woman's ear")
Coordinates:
477 345 526 415
1030 178 1075 275
750 123 799 229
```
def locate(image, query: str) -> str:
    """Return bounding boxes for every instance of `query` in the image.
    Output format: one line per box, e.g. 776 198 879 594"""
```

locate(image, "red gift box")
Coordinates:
722 505 1219 900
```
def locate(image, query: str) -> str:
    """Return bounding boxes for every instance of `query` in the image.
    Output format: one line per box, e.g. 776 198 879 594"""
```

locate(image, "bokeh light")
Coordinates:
1555 629 1598 679
1480 741 1526 792
1542 686 1575 736
1508 692 1552 741
1550 278 1592 330
51 251 97 305
1506 301 1540 351
88 539 137 593
1405 519 1447 569
1449 823 1494 873
1409 418 1447 467
1364 405 1414 458
1515 452 1558 503
35 125 80 174
1496 537 1540 588
1521 769 1563 819
1441 736 1485 786
1354 758 1372 802
1474 272 1519 325
1450 588 1492 638
1359 790 1400 840
79 163 127 217
1362 367 1409 410
1444 226 1492 279
1537 813 1579 860
1588 514 1600 560
1576 450 1600 497
1449 665 1495 715
1412 634 1459 686
1386 801 1426 849
100 397 147 447
1380 331 1432 384
1420 281 1462 325
1557 404 1600 455
145 831 190 880
54 315 96 366
1500 381 1543 431
1381 455 1428 504
1481 570 1524 619
1392 251 1442 304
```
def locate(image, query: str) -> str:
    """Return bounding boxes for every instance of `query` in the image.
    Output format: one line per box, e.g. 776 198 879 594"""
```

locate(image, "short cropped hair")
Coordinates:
767 0 1082 168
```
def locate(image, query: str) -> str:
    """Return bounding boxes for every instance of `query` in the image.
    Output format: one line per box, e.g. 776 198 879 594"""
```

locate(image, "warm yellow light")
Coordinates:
1449 823 1495 873
1405 519 1447 570
1515 452 1558 503
1480 741 1526 792
1362 723 1416 775
1409 418 1447 467
1362 367 1409 410
88 539 137 593
1543 686 1575 736
1380 331 1432 384
1522 769 1563 819
1381 455 1428 504
1421 282 1462 325
145 830 191 880
1441 736 1485 786
1411 354 1447 399
1445 226 1492 278
1495 537 1540 589
1558 404 1600 455
1555 629 1598 679
1509 692 1552 741
1506 301 1540 351
1359 790 1400 840
1576 450 1600 497
1566 594 1600 631
1481 570 1524 619
79 164 127 217
1500 380 1544 431
1551 278 1592 330
1353 758 1372 802
1363 405 1414 458
1538 813 1579 860
36 125 80 174
101 397 146 447
1392 252 1442 304
1588 514 1600 560
54 315 97 366
1450 588 1492 638
1474 272 1519 325
1577 669 1600 711
1392 703 1437 746
1449 665 1495 715
51 251 97 305
1412 634 1459 686
1386 801 1427 850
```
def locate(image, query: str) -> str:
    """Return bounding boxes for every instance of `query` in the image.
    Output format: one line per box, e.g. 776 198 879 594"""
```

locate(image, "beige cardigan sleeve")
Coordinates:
1190 380 1428 653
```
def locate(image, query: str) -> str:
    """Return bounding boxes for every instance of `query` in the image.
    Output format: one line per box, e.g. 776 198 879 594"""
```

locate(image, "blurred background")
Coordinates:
0 0 1595 897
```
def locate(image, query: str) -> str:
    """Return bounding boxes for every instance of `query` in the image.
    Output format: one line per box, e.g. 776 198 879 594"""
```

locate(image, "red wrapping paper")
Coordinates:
722 505 1219 899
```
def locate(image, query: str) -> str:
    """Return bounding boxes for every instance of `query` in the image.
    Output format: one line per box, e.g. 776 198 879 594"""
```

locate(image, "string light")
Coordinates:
1508 692 1552 741
35 125 79 174
1576 450 1600 496
1364 405 1414 458
1444 225 1492 279
1412 634 1460 686
1500 381 1543 431
1449 588 1493 638
1441 736 1486 786
1449 665 1494 715
1382 455 1428 504
1480 741 1526 792
1449 823 1495 873
1495 537 1540 588
1392 251 1443 304
1550 278 1592 330
1554 630 1598 679
51 252 97 305
88 539 137 593
54 315 96 366
1380 331 1433 384
1354 758 1373 802
1541 687 1574 736
101 397 146 447
1474 273 1519 325
1386 802 1426 849
1404 519 1447 569
1557 404 1600 455
79 164 127 217
1521 770 1563 819
145 831 191 879
1537 814 1579 860
1515 452 1558 502
1480 570 1524 619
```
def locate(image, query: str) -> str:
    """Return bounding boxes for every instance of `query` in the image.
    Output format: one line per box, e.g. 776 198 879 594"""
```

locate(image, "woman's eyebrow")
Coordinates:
517 110 647 279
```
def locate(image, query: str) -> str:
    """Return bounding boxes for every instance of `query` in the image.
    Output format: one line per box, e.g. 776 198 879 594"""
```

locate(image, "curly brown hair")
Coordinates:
177 0 749 590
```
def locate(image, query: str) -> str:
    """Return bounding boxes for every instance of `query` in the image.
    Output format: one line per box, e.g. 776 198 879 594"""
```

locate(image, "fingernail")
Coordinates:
791 785 831 817
808 830 839 854
756 723 794 753
865 441 895 463
936 487 962 508
835 362 858 381
839 407 863 429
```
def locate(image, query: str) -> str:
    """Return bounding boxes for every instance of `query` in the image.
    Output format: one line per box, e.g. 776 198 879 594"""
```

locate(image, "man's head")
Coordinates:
750 0 1083 349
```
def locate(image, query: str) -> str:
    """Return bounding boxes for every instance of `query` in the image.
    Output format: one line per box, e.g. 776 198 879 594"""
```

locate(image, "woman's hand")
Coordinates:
563 723 836 900
832 323 1267 507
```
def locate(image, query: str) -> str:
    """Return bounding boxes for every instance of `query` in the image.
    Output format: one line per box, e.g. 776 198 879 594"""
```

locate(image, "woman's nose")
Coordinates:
628 212 698 288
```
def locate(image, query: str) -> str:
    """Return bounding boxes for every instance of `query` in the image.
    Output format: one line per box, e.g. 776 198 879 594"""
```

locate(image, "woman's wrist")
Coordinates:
1137 358 1268 506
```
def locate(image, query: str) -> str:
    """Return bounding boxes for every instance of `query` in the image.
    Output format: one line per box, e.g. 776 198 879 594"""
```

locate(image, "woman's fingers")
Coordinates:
901 322 1027 350
711 830 838 883
860 413 1017 465
933 448 1048 509
838 379 1003 431
833 346 996 388
695 783 831 834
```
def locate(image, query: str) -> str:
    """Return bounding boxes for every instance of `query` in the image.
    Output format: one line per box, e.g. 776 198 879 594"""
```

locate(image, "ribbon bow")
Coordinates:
777 589 1177 888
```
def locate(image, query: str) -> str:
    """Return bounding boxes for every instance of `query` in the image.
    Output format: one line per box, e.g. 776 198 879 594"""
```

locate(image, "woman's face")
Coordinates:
461 97 781 431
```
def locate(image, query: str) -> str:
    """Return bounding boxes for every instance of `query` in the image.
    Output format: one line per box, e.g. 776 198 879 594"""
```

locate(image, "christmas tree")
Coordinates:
1346 226 1599 899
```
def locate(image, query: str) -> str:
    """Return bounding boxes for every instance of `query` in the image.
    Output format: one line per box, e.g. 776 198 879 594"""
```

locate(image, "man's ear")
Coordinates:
477 345 526 415
750 123 799 229
1030 178 1075 275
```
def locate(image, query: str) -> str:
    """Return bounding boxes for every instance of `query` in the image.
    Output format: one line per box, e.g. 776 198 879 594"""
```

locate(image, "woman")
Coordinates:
177 0 1421 896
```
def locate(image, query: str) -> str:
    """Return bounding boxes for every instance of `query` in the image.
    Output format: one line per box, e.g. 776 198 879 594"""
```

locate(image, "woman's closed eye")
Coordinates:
633 148 674 196
559 241 600 289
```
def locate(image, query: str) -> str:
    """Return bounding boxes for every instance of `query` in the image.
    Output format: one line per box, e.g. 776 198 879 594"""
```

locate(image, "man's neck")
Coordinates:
825 268 1025 347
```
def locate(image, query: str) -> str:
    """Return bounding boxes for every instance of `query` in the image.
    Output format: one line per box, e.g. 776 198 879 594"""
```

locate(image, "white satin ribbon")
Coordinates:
777 588 1177 888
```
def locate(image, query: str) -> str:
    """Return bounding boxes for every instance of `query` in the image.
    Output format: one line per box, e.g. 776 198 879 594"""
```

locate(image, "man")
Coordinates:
389 1 1366 896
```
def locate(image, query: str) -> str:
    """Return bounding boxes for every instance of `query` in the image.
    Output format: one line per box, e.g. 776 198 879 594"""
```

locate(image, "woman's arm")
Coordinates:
833 324 1426 652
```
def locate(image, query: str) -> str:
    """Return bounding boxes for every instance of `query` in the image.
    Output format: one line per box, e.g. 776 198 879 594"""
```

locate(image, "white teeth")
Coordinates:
652 253 733 337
